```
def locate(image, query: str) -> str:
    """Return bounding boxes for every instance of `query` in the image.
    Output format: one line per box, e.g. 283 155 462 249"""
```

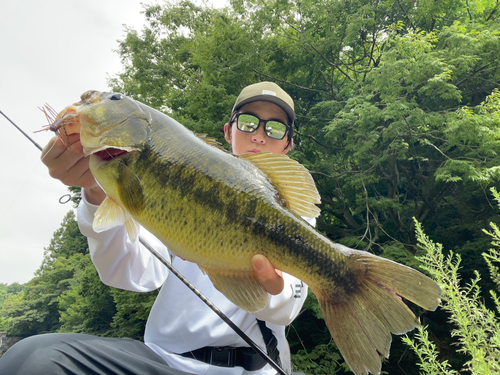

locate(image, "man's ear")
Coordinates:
282 138 293 154
224 123 232 144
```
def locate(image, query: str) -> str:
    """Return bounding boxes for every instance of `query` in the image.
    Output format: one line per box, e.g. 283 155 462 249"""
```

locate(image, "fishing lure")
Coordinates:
35 104 77 147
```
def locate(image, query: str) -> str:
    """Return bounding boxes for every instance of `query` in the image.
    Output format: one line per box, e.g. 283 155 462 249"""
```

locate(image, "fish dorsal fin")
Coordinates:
240 152 321 218
93 196 140 243
196 133 227 151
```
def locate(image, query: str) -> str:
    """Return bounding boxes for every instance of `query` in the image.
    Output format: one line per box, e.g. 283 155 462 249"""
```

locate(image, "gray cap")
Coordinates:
232 82 295 123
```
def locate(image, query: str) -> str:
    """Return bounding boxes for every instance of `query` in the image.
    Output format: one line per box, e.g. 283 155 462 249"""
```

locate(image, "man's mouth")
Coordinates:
248 149 261 154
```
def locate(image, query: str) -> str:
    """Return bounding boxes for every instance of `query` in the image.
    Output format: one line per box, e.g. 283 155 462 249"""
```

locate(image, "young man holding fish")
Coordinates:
1 82 311 375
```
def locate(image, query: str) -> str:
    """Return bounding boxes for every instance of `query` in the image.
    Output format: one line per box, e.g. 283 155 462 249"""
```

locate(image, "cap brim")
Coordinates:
233 96 296 123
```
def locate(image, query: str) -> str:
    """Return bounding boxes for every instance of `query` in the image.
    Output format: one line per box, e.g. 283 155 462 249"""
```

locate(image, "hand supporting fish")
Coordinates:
45 90 441 375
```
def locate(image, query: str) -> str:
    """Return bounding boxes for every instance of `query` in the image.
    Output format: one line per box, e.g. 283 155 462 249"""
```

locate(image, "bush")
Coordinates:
404 188 500 374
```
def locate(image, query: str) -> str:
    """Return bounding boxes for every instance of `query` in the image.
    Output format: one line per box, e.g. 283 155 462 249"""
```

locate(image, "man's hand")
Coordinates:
41 130 106 205
252 254 284 295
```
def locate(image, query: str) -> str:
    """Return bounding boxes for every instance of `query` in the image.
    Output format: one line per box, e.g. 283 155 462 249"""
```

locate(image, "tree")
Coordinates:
108 288 158 340
98 0 500 372
58 256 158 340
405 189 500 374
0 208 158 341
0 284 24 332
3 211 88 336
111 0 500 251
58 255 116 335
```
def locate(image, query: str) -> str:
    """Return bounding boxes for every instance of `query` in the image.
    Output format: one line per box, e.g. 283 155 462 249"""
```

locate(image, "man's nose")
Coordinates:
251 123 267 144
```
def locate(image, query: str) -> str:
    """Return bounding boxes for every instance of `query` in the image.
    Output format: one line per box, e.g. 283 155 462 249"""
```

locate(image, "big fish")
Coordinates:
53 90 441 375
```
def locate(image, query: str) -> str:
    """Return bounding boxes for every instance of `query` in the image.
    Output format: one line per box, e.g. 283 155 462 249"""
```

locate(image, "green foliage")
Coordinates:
292 341 348 375
406 201 500 373
0 210 157 341
0 283 24 308
58 256 116 335
2 1 500 373
0 284 24 331
109 1 500 267
107 0 500 372
403 325 458 375
2 211 88 336
108 288 158 340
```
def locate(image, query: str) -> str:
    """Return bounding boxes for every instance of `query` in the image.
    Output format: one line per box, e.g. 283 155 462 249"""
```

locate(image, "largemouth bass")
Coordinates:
55 90 441 375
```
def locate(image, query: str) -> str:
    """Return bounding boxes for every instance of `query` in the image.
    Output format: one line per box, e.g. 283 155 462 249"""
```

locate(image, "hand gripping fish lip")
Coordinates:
36 105 80 147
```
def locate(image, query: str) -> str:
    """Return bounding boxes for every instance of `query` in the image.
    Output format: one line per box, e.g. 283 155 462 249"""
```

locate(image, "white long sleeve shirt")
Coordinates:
77 192 313 375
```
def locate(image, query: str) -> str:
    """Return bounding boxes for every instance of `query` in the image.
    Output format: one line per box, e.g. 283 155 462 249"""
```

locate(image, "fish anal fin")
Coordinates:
240 152 321 218
205 270 269 313
93 196 128 232
315 248 442 375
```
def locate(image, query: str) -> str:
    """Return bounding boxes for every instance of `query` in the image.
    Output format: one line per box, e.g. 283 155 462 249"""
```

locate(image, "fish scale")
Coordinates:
58 90 441 375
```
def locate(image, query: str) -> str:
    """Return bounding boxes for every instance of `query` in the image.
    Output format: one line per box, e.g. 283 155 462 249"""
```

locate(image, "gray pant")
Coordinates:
0 333 193 375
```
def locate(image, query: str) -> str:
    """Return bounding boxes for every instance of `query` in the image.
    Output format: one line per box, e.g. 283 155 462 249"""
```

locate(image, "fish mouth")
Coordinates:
85 145 137 160
93 148 129 161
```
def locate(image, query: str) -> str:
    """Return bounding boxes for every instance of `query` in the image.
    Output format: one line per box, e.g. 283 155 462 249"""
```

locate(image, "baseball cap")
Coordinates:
232 82 296 123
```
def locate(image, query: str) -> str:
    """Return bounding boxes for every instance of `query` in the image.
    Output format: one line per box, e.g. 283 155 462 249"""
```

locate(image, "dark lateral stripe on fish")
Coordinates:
249 213 362 292
135 144 358 292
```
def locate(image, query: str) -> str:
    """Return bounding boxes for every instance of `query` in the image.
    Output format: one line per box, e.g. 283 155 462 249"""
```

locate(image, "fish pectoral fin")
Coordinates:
240 153 321 218
117 163 144 215
93 196 129 232
205 270 269 313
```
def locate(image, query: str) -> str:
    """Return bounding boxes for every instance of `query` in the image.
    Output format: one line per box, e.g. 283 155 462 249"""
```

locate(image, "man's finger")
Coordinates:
252 254 284 295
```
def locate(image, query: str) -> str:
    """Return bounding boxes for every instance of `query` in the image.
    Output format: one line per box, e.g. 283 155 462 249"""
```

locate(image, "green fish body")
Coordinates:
64 91 441 375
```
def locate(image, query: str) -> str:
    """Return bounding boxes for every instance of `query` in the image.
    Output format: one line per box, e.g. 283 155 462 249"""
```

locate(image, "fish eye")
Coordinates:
110 93 124 101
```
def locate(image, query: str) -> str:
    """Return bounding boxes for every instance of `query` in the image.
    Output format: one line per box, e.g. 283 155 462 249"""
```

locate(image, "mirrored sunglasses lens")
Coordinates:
237 114 259 132
265 121 287 140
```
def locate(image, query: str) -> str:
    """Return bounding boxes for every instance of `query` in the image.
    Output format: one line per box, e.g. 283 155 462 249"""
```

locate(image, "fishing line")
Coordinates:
1 109 287 375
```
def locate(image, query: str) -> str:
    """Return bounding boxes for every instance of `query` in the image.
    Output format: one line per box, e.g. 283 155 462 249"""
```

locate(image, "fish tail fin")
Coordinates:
315 250 441 375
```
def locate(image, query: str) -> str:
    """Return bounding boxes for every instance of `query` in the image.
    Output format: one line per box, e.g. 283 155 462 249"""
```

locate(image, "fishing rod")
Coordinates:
1 110 43 151
1 109 287 375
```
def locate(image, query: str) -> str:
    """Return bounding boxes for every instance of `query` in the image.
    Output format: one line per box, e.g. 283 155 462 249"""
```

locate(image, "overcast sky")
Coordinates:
0 0 227 285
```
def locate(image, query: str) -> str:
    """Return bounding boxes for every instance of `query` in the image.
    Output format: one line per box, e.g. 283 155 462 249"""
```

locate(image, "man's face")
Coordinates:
224 101 291 156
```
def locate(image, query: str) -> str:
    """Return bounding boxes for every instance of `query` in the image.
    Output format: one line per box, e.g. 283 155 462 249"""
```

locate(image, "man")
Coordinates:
0 82 312 375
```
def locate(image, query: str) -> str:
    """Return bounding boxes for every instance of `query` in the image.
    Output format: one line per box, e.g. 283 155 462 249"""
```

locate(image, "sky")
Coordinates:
0 0 227 285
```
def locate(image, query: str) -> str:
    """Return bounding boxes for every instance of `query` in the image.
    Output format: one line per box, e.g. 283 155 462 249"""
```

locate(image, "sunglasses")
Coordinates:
231 113 290 140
